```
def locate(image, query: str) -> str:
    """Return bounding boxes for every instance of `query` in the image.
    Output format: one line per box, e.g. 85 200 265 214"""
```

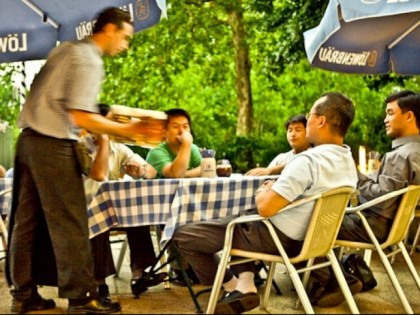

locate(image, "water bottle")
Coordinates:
200 149 216 178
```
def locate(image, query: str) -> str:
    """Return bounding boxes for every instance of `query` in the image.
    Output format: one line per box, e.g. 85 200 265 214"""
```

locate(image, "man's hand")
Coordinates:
176 130 193 145
124 161 146 179
245 167 271 176
94 134 109 146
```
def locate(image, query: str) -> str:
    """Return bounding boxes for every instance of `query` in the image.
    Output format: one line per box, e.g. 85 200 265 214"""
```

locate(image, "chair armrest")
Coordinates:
0 187 12 197
221 193 324 250
345 186 410 214
227 192 324 228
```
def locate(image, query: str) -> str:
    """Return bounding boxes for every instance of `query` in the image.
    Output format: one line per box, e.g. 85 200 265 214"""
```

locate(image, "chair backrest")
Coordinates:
382 185 420 248
293 186 354 262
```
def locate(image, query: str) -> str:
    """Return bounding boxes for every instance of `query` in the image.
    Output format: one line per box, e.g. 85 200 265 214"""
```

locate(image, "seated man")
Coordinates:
246 114 311 176
84 104 166 300
308 90 420 307
172 92 359 314
340 90 420 243
146 108 202 286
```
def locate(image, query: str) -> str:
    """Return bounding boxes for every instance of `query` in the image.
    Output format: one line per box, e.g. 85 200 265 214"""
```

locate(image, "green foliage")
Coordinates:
0 64 21 126
0 0 419 172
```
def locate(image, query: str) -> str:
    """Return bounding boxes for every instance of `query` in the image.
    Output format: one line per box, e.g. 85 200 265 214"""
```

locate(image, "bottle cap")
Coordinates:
201 149 215 158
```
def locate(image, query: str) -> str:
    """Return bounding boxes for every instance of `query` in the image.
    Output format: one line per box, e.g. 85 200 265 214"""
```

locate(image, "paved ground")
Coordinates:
0 233 419 314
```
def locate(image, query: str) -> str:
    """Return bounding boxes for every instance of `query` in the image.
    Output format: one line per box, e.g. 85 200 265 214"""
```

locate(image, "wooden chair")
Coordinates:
335 185 420 314
206 186 358 314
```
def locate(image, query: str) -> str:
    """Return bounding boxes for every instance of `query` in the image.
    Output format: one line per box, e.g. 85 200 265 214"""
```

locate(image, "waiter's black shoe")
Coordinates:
11 293 56 314
67 296 121 314
98 284 112 303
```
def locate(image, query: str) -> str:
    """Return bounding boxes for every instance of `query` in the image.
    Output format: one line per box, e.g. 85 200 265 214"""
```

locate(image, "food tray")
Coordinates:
109 105 167 148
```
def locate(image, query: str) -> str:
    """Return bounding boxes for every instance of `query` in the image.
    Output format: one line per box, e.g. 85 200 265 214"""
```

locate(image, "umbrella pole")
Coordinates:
388 20 420 49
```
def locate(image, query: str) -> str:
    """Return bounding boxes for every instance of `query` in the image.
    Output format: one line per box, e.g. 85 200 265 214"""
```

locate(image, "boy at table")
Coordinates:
146 108 202 286
172 92 360 314
83 104 166 300
246 114 311 176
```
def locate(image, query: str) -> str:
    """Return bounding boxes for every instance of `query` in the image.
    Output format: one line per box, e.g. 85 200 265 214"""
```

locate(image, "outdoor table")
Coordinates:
88 176 275 244
0 178 13 215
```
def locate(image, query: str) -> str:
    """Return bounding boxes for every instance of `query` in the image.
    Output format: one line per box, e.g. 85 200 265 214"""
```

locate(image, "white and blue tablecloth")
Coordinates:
88 176 273 244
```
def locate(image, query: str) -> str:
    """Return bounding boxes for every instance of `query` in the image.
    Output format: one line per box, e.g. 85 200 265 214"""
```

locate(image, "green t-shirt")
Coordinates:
146 142 202 178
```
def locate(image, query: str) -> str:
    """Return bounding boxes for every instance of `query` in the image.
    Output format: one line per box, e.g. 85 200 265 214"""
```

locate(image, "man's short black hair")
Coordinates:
93 7 132 34
164 108 194 137
284 114 307 130
386 90 420 129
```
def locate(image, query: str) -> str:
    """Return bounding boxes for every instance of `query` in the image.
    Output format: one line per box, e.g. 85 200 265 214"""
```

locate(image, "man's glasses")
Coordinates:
306 112 321 119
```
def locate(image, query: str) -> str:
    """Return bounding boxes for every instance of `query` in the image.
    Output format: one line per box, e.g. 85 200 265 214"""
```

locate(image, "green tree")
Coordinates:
1 0 420 172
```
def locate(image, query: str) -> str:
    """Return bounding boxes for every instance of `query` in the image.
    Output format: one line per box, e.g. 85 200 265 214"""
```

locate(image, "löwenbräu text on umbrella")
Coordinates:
318 47 377 68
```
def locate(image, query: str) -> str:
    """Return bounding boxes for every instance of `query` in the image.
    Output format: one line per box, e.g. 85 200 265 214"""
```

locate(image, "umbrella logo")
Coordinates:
0 33 27 53
136 0 151 21
318 47 377 68
366 51 378 68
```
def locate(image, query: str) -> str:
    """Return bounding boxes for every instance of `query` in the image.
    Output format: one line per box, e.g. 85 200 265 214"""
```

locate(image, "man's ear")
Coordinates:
406 110 415 124
317 115 327 128
103 23 117 37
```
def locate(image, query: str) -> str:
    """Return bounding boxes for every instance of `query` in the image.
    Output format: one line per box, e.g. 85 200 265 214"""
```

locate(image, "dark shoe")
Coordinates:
215 290 260 314
131 272 167 297
308 281 327 305
316 273 363 308
11 293 56 314
98 284 111 303
254 271 265 288
67 296 121 314
342 253 377 292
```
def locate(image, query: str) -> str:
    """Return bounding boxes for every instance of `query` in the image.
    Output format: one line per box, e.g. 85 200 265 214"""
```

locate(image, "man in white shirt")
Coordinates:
172 92 359 314
246 114 311 176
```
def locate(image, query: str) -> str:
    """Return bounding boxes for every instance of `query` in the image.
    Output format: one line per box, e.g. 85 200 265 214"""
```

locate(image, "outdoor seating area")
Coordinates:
1 1 420 314
1 232 419 314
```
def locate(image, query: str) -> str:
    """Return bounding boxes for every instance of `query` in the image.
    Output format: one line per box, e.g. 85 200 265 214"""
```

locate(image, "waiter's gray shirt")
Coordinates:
18 38 103 140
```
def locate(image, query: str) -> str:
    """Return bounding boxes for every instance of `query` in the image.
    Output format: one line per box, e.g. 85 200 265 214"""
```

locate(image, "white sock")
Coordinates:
223 276 238 293
236 271 257 294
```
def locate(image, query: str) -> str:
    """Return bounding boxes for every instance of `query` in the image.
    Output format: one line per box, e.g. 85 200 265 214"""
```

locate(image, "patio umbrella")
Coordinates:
303 0 420 75
0 0 58 63
0 0 167 63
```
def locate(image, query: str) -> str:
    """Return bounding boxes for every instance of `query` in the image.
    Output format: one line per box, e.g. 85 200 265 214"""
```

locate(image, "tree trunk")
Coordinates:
226 3 253 136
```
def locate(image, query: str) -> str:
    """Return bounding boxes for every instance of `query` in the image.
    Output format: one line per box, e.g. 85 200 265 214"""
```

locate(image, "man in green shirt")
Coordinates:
147 108 202 178
146 108 202 286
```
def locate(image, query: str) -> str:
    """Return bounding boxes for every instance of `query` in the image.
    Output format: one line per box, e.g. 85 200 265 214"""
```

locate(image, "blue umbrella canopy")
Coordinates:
304 0 420 75
0 0 166 63
0 0 58 63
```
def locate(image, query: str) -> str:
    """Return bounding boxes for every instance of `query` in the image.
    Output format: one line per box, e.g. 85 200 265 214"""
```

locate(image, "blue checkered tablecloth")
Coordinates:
0 178 13 215
88 176 274 244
